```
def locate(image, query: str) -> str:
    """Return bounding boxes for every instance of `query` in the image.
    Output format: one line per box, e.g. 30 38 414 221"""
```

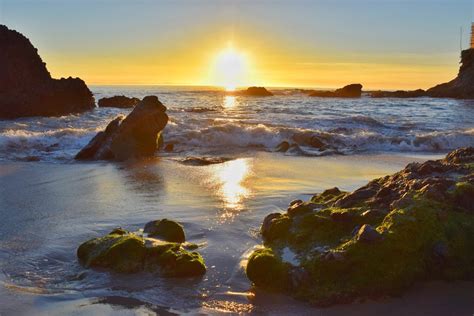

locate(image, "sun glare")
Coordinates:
212 43 248 91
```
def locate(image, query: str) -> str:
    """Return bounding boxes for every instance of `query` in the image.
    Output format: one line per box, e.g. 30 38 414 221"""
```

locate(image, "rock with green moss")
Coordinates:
245 147 474 306
77 225 205 277
144 219 186 243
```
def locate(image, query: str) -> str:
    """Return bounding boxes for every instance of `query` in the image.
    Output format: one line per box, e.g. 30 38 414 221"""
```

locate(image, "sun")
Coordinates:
211 43 248 91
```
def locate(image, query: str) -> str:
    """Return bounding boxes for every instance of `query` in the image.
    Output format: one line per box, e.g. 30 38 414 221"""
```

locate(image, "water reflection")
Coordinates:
212 159 251 211
223 95 236 108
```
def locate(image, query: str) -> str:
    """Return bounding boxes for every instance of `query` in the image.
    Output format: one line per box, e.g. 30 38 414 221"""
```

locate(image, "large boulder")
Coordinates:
0 25 94 118
309 84 362 98
427 49 474 99
246 147 474 306
98 95 140 108
75 95 168 161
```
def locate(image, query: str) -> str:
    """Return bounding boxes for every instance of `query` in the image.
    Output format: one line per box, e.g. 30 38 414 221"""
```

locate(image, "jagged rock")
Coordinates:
98 95 140 108
309 84 362 98
427 49 474 99
231 86 273 96
246 147 474 306
75 96 168 161
370 89 427 98
0 25 94 118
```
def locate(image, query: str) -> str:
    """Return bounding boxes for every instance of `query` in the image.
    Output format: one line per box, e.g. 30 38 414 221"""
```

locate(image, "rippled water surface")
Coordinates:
0 86 473 162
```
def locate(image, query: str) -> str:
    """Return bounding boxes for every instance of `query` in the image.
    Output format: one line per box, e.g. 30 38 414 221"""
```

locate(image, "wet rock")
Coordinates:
335 187 377 208
370 89 427 98
178 156 232 166
246 248 288 289
330 210 354 222
77 228 205 276
287 201 313 217
444 147 474 164
98 95 140 108
233 86 273 96
144 219 185 243
275 141 290 152
164 143 174 152
432 241 450 261
261 213 291 242
0 25 94 118
309 84 362 98
356 224 382 243
75 96 168 161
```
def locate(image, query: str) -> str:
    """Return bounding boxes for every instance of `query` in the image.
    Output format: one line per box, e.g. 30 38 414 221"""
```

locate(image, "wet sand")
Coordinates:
0 152 472 315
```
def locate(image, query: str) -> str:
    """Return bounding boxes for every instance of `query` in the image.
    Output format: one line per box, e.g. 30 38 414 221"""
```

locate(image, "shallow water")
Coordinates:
2 153 473 315
0 86 473 162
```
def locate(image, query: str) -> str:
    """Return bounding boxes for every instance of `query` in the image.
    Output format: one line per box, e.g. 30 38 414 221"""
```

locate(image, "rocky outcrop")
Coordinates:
427 49 474 99
77 220 206 277
230 86 273 96
98 95 140 108
246 147 474 306
309 84 362 98
75 96 168 161
370 89 427 98
0 25 94 118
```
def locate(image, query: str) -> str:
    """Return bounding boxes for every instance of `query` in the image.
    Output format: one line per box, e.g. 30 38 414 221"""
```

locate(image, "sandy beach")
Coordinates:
1 153 473 315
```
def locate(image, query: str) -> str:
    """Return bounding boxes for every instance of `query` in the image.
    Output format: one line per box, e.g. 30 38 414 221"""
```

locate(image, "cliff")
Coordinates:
0 25 94 118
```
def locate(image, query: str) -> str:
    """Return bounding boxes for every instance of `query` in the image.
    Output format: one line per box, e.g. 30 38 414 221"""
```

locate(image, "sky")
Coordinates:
1 0 473 89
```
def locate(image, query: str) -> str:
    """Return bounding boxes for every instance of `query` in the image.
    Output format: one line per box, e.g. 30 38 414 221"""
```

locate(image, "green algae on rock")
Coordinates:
245 147 474 306
77 224 205 277
144 219 186 243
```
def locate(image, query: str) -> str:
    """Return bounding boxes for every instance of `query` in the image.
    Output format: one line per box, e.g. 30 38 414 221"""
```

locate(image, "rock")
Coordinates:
309 84 362 98
355 224 382 243
98 95 140 108
370 89 426 98
164 143 174 152
427 49 474 99
245 147 474 306
75 96 168 161
178 156 232 166
143 219 186 243
233 86 273 96
77 228 205 276
0 25 94 118
275 141 290 152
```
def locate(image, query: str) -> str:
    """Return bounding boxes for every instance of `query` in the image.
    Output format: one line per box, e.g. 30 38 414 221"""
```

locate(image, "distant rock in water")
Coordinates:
178 156 233 166
427 49 474 99
231 86 273 97
309 84 362 98
75 96 168 161
0 25 94 118
98 95 140 108
370 89 427 98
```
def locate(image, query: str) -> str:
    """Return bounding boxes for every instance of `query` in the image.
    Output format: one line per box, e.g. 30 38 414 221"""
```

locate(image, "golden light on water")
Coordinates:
211 43 249 91
212 159 251 210
223 95 236 108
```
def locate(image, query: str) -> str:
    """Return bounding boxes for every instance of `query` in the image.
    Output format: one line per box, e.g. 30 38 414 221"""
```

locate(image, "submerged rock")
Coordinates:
77 225 206 277
178 156 232 166
370 89 427 98
245 147 474 306
0 25 94 118
309 84 362 98
98 95 140 108
75 96 168 161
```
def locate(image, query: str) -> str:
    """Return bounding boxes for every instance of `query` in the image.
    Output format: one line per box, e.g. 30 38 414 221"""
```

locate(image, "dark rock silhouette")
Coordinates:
230 86 273 96
370 89 427 98
309 84 362 98
98 95 140 108
427 49 474 99
75 96 168 161
0 25 94 118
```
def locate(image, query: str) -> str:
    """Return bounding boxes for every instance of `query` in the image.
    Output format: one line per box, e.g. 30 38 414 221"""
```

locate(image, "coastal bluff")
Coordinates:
427 48 474 98
0 25 94 118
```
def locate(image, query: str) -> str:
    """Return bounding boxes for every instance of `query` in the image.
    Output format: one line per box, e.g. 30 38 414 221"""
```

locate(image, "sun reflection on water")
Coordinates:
212 158 251 212
223 95 236 108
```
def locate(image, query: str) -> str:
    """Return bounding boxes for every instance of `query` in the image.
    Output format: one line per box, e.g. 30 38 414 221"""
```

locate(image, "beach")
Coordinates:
1 152 473 315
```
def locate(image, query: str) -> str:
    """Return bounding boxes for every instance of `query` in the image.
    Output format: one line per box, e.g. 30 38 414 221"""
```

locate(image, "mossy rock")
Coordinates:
246 248 288 290
144 219 186 243
246 147 474 305
77 228 206 277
